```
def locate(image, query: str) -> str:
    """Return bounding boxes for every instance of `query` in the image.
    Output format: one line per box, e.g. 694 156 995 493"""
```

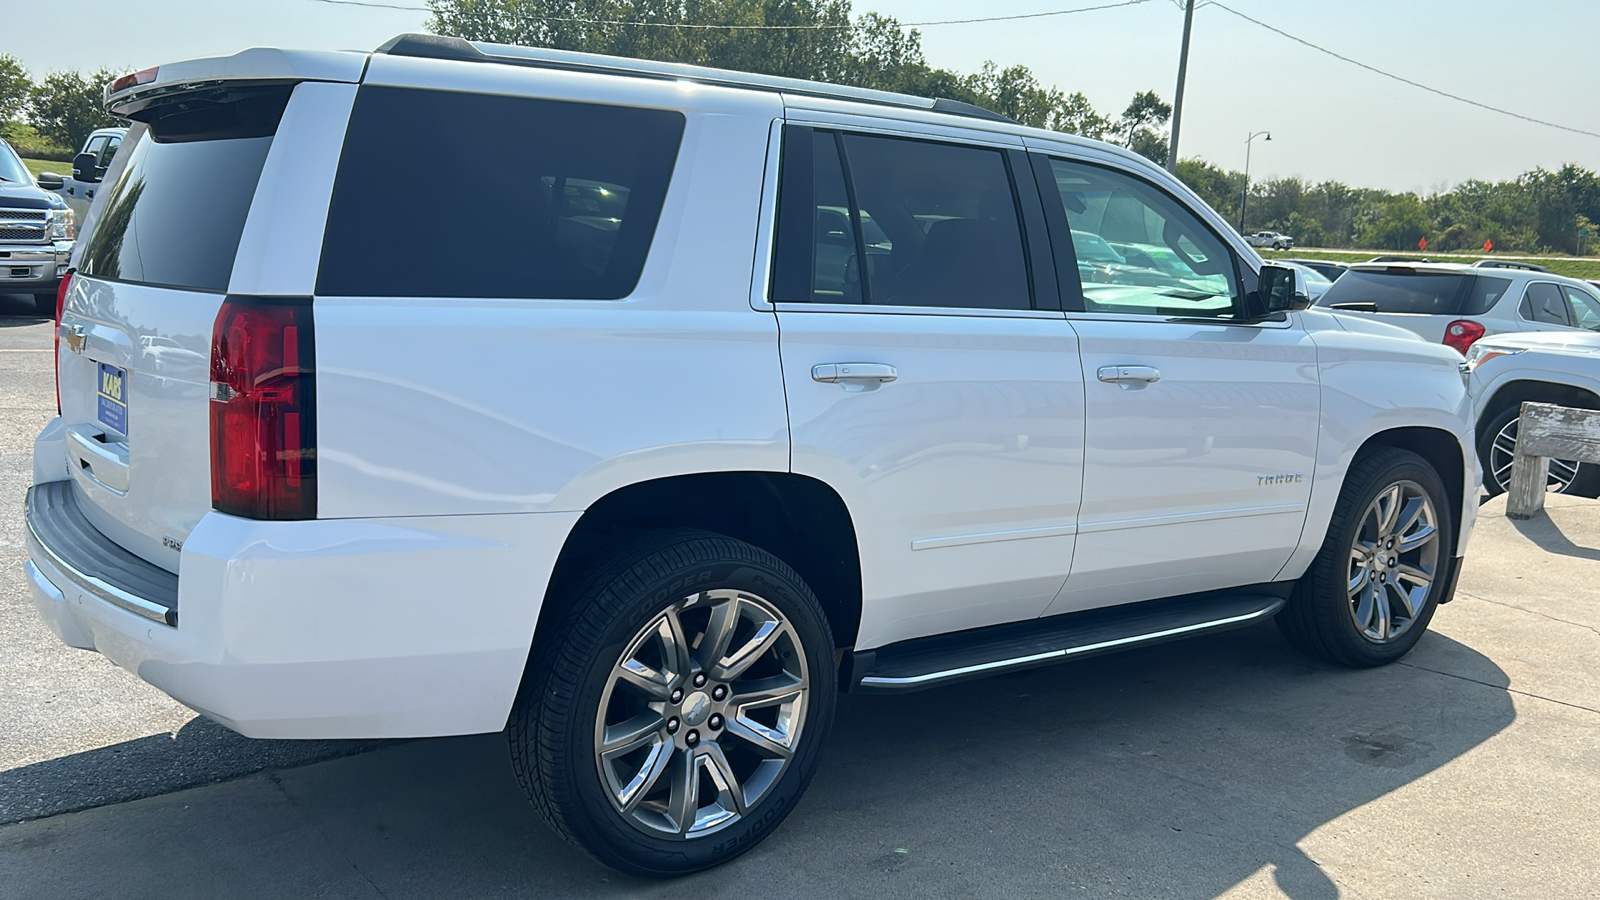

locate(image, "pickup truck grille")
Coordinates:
0 209 48 221
0 225 47 241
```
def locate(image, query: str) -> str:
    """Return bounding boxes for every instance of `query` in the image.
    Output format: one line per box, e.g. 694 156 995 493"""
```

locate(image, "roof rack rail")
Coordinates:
375 33 1018 126
1472 258 1551 273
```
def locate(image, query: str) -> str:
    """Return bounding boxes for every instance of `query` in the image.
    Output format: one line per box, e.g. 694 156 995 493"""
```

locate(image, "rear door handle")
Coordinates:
813 363 898 392
1097 365 1161 387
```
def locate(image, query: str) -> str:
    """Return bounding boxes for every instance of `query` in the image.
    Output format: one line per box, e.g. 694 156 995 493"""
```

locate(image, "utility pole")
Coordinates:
1165 0 1196 174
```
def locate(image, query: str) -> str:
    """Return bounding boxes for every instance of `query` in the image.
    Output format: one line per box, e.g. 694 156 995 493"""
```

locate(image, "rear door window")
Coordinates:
1317 270 1469 315
1520 283 1571 325
770 128 1034 311
78 86 290 293
317 86 685 300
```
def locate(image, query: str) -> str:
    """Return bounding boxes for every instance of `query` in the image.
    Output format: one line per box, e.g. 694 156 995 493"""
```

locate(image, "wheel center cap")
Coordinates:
681 690 712 726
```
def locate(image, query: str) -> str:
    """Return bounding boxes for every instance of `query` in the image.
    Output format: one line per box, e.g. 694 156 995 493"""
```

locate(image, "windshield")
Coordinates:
0 141 30 184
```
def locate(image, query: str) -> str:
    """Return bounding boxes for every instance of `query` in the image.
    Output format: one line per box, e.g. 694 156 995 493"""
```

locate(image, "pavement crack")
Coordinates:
1397 661 1600 716
266 774 392 900
1457 590 1600 639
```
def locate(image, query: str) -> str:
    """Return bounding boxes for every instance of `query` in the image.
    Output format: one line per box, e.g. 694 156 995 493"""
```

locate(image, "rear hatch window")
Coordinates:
317 86 685 300
1317 269 1511 316
78 85 290 292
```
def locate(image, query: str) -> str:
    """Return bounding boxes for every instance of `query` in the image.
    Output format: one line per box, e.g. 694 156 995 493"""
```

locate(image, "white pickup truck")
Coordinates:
1244 230 1296 250
36 127 126 222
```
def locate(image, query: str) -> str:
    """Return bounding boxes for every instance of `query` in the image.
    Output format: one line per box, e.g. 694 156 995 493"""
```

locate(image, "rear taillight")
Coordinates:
53 270 72 413
209 297 316 520
1442 319 1486 355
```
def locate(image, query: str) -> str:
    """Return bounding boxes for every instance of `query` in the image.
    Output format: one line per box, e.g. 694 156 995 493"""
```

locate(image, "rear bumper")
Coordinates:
25 473 580 740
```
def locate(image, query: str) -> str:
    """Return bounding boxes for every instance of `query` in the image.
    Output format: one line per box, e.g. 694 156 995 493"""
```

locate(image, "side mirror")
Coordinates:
72 152 100 183
1254 264 1313 317
36 171 65 190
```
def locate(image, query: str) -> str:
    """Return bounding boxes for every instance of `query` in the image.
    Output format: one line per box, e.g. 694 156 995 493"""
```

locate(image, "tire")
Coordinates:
508 529 837 876
1278 448 1455 667
32 292 57 317
1478 402 1600 498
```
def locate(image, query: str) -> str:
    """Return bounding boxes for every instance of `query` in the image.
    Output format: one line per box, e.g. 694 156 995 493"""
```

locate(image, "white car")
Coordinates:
1463 331 1600 495
26 36 1476 875
1316 261 1600 354
1244 230 1295 250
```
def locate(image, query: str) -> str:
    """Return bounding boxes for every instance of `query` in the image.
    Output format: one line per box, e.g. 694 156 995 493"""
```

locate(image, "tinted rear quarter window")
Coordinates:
1463 275 1513 315
317 87 685 300
1317 270 1469 315
79 86 290 292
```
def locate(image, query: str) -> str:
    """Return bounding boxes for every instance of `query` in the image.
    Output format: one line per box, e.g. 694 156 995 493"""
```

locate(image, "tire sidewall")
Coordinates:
548 548 836 875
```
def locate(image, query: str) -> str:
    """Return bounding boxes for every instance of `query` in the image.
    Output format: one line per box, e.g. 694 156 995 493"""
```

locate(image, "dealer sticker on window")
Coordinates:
97 362 127 434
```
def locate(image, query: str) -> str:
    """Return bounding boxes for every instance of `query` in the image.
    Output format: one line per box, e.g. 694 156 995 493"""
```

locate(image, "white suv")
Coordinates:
1316 261 1600 354
26 35 1476 875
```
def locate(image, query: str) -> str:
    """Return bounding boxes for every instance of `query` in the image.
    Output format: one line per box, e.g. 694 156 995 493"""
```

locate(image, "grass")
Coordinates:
1262 248 1600 282
20 158 72 181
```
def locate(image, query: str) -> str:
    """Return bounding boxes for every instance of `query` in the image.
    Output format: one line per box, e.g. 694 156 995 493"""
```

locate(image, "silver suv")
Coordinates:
1316 261 1600 355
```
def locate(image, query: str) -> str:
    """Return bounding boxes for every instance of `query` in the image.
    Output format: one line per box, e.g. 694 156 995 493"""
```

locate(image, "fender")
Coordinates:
1281 310 1477 581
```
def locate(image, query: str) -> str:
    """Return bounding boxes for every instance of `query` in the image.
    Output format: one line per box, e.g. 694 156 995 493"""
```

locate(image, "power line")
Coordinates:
1209 1 1600 141
307 0 1160 28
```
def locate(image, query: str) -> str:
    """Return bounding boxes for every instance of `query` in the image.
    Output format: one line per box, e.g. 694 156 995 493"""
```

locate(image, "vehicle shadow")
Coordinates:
1508 509 1600 561
0 622 1513 898
0 292 50 324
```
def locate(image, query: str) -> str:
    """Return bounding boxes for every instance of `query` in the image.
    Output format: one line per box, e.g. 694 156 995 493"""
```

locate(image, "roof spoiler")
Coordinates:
104 48 366 117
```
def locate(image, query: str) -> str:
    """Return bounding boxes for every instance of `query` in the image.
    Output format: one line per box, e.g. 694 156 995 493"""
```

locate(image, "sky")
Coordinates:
3 0 1598 193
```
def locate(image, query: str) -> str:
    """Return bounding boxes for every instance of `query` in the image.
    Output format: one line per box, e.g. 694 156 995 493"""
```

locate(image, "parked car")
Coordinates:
1472 258 1550 274
1277 260 1334 302
34 127 126 222
1315 262 1600 354
0 138 75 313
1278 257 1348 282
1244 230 1295 249
26 35 1476 876
1462 331 1600 496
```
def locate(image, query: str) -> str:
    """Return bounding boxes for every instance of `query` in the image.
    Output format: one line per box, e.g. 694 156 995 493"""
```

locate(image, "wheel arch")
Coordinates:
536 471 864 652
1357 427 1467 539
1478 378 1600 424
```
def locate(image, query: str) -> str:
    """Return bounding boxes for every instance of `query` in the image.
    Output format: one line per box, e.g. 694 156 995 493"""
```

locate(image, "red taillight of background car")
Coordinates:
53 270 72 413
209 297 316 520
1442 319 1486 355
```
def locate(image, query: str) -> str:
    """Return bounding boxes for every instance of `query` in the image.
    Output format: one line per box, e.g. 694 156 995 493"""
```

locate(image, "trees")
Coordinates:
426 0 1161 153
0 54 30 136
28 68 123 152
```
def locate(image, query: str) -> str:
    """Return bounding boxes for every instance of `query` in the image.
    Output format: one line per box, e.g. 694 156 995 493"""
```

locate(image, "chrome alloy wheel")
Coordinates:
594 589 809 839
1489 415 1580 493
1348 480 1441 643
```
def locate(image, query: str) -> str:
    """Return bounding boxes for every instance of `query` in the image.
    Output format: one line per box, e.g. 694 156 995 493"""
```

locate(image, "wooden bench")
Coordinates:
1506 402 1600 519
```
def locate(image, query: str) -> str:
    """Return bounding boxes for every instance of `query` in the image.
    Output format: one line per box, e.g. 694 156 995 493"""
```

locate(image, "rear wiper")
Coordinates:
1328 301 1379 313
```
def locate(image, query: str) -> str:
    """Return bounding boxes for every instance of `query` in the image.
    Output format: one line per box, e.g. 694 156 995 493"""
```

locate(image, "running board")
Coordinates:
849 588 1289 693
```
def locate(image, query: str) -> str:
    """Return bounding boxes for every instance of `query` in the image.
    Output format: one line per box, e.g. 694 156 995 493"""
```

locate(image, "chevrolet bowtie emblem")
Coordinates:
63 324 87 354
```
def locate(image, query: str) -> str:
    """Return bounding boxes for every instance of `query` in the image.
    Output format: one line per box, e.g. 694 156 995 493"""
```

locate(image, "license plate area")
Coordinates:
97 362 127 434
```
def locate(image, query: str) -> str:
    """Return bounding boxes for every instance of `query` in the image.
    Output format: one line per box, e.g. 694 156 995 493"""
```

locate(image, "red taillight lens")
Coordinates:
53 270 72 413
1442 319 1486 355
209 297 316 520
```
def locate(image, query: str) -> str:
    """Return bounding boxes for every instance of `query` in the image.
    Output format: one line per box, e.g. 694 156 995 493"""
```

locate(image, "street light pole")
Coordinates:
1239 130 1271 233
1165 0 1196 173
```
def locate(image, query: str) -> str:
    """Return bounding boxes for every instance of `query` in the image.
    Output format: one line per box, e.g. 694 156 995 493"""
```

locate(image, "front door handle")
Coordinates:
1097 365 1161 388
813 363 898 392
